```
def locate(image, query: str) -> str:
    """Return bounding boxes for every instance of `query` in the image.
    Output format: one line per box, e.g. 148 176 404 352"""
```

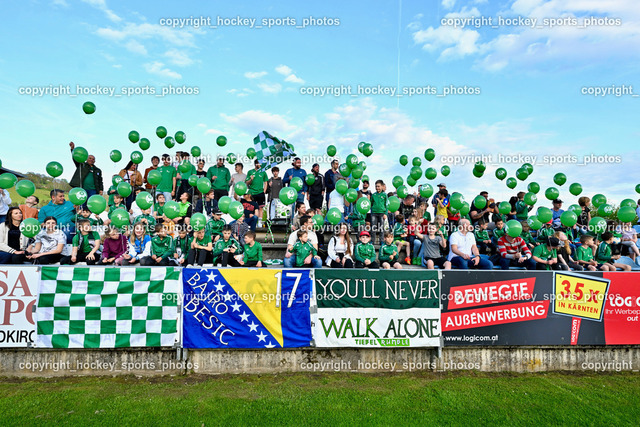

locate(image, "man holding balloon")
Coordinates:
69 142 103 198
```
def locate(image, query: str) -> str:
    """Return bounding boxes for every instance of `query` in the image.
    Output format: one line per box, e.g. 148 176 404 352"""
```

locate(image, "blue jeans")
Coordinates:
86 189 98 198
284 255 322 268
498 257 536 270
245 215 258 231
451 255 493 270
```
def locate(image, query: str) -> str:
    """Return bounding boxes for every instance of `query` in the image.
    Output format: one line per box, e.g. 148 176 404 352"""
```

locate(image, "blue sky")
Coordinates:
1 0 639 205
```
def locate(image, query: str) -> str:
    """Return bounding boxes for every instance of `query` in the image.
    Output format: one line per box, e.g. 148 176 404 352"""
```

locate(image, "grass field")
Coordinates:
0 372 638 425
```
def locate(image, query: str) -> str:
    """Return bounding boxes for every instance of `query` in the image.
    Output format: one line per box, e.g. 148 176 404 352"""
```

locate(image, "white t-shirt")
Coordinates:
328 190 345 212
287 229 318 248
35 229 66 254
448 231 477 261
230 172 247 198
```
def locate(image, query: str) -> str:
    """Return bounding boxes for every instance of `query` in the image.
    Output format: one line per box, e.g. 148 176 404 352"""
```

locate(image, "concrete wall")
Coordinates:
3 346 640 377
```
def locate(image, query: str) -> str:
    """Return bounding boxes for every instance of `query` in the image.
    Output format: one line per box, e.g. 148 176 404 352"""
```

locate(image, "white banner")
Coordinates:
313 307 441 348
0 267 38 347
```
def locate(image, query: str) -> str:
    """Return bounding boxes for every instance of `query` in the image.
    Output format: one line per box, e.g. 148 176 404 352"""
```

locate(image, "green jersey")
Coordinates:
349 209 365 228
532 245 557 270
378 244 397 262
371 191 389 214
354 242 376 263
595 242 612 263
492 228 505 240
575 245 594 263
206 165 231 191
289 241 317 267
475 229 490 242
212 237 242 259
515 200 529 220
151 235 174 259
246 169 268 195
206 218 225 237
156 165 177 192
243 242 263 262
72 231 100 254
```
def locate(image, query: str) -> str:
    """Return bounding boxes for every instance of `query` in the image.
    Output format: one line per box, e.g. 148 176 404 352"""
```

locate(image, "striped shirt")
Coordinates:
497 236 532 259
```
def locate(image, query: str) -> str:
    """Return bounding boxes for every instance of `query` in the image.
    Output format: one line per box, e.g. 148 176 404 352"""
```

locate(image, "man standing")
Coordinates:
245 160 268 227
157 154 177 202
207 156 231 201
283 157 307 217
143 156 160 190
69 142 103 197
324 160 339 207
38 189 76 243
229 163 247 201
497 233 536 270
448 219 493 270
307 163 325 215
266 167 283 221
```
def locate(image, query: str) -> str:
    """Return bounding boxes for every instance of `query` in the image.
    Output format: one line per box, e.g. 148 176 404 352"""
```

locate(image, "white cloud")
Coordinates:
81 0 121 23
95 23 196 47
143 62 181 79
284 74 305 84
257 82 282 94
164 48 194 67
442 0 456 9
244 71 267 79
221 110 295 134
275 65 293 76
125 40 147 55
413 26 482 59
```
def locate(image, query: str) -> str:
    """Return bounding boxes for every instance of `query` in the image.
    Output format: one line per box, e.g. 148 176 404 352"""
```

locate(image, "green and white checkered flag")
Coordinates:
36 267 180 348
253 130 296 172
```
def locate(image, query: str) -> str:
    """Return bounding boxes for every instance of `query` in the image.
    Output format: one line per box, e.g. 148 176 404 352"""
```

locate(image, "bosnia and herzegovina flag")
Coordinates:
182 268 313 349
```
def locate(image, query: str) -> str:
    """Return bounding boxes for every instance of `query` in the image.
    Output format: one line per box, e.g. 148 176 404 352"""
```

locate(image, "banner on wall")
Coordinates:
0 267 39 347
313 270 441 348
182 268 313 349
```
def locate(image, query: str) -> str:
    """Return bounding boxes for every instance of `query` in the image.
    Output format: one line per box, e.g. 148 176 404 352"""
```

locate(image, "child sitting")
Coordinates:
288 230 320 268
392 214 411 263
354 230 378 269
596 232 632 271
134 207 157 235
420 223 451 270
172 228 190 266
60 218 100 265
141 223 174 266
378 232 402 269
239 231 263 267
206 210 225 242
101 226 128 265
212 226 243 267
491 218 505 247
121 222 151 266
520 221 537 250
187 228 213 267
575 235 598 271
474 221 493 255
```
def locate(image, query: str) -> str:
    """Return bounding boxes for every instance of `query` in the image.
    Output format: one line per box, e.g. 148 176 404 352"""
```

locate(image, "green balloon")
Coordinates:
69 187 88 205
305 174 316 186
618 206 637 223
196 177 211 194
279 187 297 205
15 180 35 198
156 126 167 139
523 163 534 174
358 142 366 153
474 161 486 173
188 175 198 187
190 213 207 231
528 182 540 194
498 201 511 215
147 170 162 186
163 201 181 219
351 165 364 179
110 150 122 163
592 194 607 208
246 147 256 159
87 195 106 215
20 218 41 238
620 199 636 209
419 184 433 199
636 184 640 194
359 161 367 170
396 185 408 199
178 161 192 174
441 165 450 177
82 101 96 114
569 183 582 196
129 130 140 143
597 204 614 218
110 208 130 228
346 154 358 169
460 202 470 217
112 175 123 186
356 198 371 215
349 178 360 189
228 201 244 220
218 196 232 213
46 162 63 178
560 211 578 227
410 166 422 180
0 173 17 189
326 207 342 225
216 135 227 146
312 214 324 228
72 147 88 163
568 204 582 216
327 145 337 157
412 157 422 167
234 181 248 196
505 219 523 238
450 193 465 210
425 168 437 180
553 173 567 186
117 181 132 197
164 136 175 149
524 192 537 206
136 191 154 210
345 188 358 203
130 151 143 165
527 216 543 231
392 176 404 189
362 175 370 183
289 177 302 192
406 177 417 187
175 131 186 144
473 169 484 178
545 187 559 201
589 216 607 234
473 195 487 209
388 196 401 213
495 168 507 180
139 138 151 151
516 168 528 181
335 180 348 195
399 155 408 166
362 143 373 157
424 148 436 162
191 146 201 157
506 178 517 189
227 153 237 164
537 207 553 224
339 163 351 177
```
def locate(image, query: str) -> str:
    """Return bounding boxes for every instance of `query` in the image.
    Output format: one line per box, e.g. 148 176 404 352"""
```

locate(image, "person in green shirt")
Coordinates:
596 232 632 271
157 154 177 201
176 152 197 198
379 232 402 269
520 221 537 250
491 218 506 246
172 228 190 266
515 191 530 220
206 156 231 200
370 180 389 245
60 219 100 265
532 236 563 270
141 223 174 266
212 226 243 267
239 231 263 267
245 160 268 224
154 193 167 224
74 205 103 229
187 228 213 267
107 180 118 207
537 222 555 244
575 235 598 271
348 197 366 231
392 214 411 261
289 230 320 267
106 194 127 227
354 230 378 269
206 211 226 242
134 208 157 235
474 221 493 255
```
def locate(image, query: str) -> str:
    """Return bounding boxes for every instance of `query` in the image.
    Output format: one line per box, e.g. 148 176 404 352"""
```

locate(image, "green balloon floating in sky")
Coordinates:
441 165 450 177
82 101 96 114
128 130 140 143
419 184 433 199
246 147 256 159
327 145 337 157
388 196 401 213
216 135 227 147
87 195 106 215
279 187 297 205
110 150 122 163
139 138 150 151
495 168 507 181
528 182 540 194
362 143 374 157
553 173 567 186
346 154 359 169
68 187 88 206
156 126 167 139
425 168 437 180
175 131 186 144
164 136 175 149
424 148 436 162
569 183 582 196
46 162 63 178
618 206 637 223
473 195 487 209
191 146 201 157
545 187 560 201
399 155 408 166
412 157 422 167
117 182 132 197
506 178 517 189
592 194 606 208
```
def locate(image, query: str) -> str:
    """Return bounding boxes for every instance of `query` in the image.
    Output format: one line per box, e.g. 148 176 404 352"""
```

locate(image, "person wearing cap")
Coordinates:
354 230 379 269
306 163 325 215
551 199 564 229
206 156 231 201
206 210 226 242
324 160 340 207
532 236 565 270
448 219 493 270
496 232 536 270
537 220 555 244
